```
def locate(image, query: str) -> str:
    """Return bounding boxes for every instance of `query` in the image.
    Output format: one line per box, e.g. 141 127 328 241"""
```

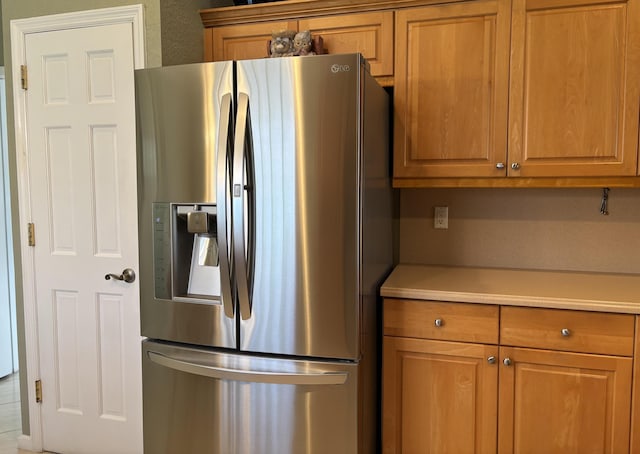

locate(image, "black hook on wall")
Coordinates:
600 187 610 215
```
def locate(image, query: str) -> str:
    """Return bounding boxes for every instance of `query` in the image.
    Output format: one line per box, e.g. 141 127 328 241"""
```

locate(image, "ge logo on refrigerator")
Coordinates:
331 64 351 73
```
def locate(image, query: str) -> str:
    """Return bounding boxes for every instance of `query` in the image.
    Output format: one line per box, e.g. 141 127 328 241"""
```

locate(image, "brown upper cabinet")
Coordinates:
203 9 394 81
202 0 640 186
394 0 512 179
208 21 297 62
394 0 640 184
508 0 640 178
299 12 394 78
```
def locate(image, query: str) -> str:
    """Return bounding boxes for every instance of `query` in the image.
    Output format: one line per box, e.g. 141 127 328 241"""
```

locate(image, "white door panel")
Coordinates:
26 22 141 454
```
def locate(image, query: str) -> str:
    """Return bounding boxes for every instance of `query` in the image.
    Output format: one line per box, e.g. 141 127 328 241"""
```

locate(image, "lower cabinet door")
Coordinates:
498 346 633 454
383 336 498 454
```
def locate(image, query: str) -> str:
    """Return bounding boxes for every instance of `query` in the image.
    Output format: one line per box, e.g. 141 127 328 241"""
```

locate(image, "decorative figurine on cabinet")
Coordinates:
269 29 296 57
268 29 325 57
293 30 315 56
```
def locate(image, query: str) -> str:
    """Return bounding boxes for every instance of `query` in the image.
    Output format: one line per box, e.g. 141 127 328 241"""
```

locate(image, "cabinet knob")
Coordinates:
496 162 505 169
511 162 521 170
561 328 571 337
503 357 512 366
487 356 496 364
434 318 443 328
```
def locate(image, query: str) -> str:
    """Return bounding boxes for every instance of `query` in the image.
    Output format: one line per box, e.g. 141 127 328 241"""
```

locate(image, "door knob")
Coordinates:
105 268 136 283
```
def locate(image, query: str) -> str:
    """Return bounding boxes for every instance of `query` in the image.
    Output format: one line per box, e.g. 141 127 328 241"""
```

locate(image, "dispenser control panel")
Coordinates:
152 203 221 304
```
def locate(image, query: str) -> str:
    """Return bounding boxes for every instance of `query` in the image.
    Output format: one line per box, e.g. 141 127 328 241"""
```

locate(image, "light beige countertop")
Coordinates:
381 264 640 314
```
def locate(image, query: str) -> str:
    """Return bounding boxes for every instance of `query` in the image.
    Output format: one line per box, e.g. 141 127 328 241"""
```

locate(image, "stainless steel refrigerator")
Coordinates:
135 53 392 454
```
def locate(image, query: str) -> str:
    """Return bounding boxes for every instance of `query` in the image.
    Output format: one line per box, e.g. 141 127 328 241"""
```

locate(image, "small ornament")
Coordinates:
269 30 296 57
293 30 315 56
267 30 325 57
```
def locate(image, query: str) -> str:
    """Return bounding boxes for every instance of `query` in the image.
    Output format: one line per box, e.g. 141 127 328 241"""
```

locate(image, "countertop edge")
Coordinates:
380 265 640 314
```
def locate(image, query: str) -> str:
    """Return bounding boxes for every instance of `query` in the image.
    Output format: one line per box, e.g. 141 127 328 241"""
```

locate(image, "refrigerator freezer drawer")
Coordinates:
142 340 363 454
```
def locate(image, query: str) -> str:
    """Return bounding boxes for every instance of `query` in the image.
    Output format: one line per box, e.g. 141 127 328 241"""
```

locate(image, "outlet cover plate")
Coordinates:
434 206 448 229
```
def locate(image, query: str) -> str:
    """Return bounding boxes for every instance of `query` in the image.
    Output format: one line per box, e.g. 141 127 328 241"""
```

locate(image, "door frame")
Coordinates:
10 5 145 451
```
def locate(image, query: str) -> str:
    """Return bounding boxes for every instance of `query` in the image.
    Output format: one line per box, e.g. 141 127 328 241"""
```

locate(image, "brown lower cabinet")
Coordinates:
383 336 499 453
383 299 635 454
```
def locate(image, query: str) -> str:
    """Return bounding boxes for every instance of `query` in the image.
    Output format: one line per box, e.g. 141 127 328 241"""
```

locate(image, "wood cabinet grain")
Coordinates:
208 21 296 62
500 306 635 356
203 10 394 80
384 298 499 343
507 0 640 177
299 12 394 77
498 346 632 454
384 298 636 453
393 0 511 178
201 0 640 186
383 336 498 453
391 0 640 184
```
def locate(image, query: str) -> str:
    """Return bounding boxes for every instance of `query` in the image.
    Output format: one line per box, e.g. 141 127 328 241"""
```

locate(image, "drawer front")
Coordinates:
384 299 499 344
500 306 635 356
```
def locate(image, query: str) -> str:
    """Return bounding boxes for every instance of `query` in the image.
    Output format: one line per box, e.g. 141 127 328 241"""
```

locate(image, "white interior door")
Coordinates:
24 22 142 454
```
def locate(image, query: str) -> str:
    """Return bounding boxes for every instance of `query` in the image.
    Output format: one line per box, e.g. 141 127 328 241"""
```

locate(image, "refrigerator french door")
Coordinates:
135 54 392 453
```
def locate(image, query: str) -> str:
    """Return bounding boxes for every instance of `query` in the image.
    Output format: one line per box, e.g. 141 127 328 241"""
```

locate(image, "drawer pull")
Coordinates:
561 328 571 337
434 318 444 328
487 356 496 364
503 357 512 366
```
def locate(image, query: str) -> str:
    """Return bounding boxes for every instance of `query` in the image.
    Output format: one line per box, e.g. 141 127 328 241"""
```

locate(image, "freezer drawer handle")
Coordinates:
147 351 348 386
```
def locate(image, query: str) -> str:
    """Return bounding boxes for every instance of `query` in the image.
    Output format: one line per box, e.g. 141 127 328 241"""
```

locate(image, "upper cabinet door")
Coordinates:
508 0 640 177
299 12 394 77
209 21 297 62
394 0 512 178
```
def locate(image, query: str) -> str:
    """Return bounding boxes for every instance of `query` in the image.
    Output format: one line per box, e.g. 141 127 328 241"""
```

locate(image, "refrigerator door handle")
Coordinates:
147 351 348 385
232 92 252 321
216 93 234 318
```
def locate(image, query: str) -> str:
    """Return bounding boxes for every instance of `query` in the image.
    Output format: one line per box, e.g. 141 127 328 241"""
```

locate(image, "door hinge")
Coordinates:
27 223 35 246
20 65 28 90
35 379 42 403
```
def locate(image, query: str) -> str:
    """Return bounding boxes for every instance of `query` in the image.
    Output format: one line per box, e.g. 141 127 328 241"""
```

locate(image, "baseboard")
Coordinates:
17 434 34 451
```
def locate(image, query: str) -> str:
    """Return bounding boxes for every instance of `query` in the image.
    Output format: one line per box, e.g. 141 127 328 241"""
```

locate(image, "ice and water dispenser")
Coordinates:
152 203 221 303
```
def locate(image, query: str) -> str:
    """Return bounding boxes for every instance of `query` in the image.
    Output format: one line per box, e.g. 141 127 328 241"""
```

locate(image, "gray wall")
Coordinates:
161 0 232 65
399 188 640 274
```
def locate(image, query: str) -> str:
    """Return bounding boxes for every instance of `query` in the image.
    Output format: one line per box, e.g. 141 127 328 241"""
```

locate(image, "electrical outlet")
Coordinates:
434 206 448 229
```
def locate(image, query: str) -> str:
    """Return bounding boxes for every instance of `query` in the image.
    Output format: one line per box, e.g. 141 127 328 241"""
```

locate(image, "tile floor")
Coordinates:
0 373 23 454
